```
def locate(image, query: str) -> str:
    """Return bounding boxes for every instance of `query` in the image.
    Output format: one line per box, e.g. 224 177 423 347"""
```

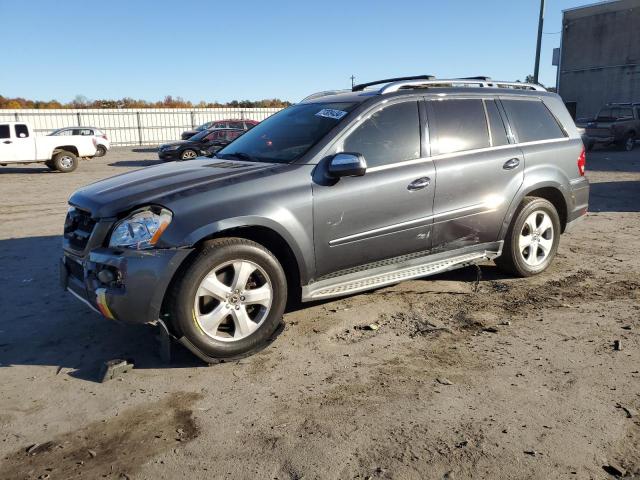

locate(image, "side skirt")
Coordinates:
301 241 503 302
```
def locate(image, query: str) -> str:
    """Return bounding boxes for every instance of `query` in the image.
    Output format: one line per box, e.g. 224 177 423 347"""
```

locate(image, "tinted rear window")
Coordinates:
15 124 29 138
502 99 565 143
430 99 490 154
484 100 509 146
0 125 9 139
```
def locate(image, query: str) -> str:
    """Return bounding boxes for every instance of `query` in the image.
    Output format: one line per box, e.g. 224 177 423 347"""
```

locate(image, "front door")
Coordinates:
426 97 524 252
1 124 35 162
312 100 436 278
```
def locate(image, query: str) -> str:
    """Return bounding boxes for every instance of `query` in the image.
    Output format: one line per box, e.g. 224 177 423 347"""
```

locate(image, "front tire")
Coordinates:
495 197 561 277
52 151 78 173
168 238 287 360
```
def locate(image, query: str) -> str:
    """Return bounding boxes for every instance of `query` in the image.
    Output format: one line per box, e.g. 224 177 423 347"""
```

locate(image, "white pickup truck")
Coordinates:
0 122 97 172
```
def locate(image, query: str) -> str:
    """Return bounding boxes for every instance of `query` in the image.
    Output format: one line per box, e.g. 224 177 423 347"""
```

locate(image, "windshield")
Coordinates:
189 130 211 141
216 102 357 163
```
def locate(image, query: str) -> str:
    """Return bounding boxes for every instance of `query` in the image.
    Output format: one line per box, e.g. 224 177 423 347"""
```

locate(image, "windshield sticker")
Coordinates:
315 109 348 120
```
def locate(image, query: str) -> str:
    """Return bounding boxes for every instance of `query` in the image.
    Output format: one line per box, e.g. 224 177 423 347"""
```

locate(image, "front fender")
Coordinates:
183 214 313 286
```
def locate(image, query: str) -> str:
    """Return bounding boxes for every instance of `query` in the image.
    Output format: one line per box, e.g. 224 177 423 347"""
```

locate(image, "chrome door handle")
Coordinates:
503 158 520 170
407 177 430 191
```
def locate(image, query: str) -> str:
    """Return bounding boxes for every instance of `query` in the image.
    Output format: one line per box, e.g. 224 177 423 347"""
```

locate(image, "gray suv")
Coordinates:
61 76 589 361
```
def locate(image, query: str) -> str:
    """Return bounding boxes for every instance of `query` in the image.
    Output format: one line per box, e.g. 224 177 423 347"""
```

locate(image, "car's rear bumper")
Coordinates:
61 247 193 324
584 134 615 145
565 177 590 232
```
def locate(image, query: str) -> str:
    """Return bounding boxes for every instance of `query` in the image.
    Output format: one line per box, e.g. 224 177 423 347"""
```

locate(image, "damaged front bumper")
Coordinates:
61 247 192 324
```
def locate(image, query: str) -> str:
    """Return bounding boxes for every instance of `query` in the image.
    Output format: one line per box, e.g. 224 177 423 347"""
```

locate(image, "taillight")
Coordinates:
577 147 586 176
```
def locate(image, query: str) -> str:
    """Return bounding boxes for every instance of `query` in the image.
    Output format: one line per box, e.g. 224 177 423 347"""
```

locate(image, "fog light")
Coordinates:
97 269 115 284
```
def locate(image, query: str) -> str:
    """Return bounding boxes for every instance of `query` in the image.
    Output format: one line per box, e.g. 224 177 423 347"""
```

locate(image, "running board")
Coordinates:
302 242 502 301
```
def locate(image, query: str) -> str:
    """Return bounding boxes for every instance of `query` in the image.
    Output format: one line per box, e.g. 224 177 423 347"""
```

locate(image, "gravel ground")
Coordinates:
0 146 638 480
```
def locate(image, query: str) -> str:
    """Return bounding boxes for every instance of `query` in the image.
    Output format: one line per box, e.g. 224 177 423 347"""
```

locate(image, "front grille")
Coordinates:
64 208 96 251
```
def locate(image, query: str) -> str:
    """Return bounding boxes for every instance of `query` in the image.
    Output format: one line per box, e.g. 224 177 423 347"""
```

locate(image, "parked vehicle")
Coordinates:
181 119 258 140
158 128 245 161
49 127 110 157
577 102 640 151
61 76 589 361
0 122 97 172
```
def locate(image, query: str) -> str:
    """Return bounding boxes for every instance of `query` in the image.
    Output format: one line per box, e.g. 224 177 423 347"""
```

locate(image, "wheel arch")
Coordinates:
499 181 570 239
53 145 79 157
162 218 309 317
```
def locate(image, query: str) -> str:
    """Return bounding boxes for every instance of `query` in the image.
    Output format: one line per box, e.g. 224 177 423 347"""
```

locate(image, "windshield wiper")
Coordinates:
219 152 259 162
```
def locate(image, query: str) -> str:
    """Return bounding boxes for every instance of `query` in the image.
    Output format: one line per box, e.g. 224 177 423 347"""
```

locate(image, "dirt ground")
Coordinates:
0 146 638 480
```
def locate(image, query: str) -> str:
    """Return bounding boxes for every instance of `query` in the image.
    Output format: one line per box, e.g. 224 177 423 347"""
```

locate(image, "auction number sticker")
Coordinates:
315 109 348 120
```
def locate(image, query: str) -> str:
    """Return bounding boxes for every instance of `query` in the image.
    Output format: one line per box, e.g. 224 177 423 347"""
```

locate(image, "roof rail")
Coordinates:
379 78 547 94
457 76 492 81
300 89 350 102
352 75 434 92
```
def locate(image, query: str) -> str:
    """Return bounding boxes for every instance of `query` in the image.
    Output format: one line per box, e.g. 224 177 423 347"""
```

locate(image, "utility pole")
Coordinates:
350 75 356 89
533 0 545 84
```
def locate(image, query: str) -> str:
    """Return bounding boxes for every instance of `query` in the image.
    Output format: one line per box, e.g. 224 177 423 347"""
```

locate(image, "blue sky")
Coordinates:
0 0 591 103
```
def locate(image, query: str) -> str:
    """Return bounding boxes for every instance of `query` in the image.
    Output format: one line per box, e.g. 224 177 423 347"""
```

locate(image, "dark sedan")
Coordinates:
158 128 245 161
181 119 259 140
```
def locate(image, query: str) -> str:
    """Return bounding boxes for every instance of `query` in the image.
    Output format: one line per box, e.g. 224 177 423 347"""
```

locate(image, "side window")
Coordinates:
205 131 224 142
0 125 10 139
484 100 509 146
619 108 633 119
502 99 565 143
229 121 244 129
430 99 490 154
343 101 420 169
15 124 29 138
213 122 227 129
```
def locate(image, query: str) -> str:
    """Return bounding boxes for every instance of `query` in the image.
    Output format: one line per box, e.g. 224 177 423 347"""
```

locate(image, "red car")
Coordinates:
181 119 259 140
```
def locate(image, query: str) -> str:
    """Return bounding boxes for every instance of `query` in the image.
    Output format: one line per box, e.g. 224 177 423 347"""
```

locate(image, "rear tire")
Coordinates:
495 197 561 277
52 151 78 173
180 149 197 160
168 237 287 360
621 133 636 152
95 145 107 157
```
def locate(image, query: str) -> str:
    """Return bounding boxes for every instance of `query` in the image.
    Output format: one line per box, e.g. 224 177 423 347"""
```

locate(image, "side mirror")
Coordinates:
328 153 367 178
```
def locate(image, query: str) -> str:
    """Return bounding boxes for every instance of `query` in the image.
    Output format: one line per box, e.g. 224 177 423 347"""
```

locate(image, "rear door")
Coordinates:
312 99 436 277
426 97 524 252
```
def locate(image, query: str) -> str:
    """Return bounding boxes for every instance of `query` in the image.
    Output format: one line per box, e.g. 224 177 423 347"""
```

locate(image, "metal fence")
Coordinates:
0 108 282 146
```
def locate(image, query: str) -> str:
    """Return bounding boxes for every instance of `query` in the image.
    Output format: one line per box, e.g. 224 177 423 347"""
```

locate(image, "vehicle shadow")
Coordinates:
0 235 203 383
0 166 54 174
131 147 159 153
108 159 163 168
586 149 640 172
588 180 640 212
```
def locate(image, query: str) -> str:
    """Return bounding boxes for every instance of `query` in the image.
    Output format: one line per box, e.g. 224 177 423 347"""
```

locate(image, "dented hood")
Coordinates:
69 158 284 218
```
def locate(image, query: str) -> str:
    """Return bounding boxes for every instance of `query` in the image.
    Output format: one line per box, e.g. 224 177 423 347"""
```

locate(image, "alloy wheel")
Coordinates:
182 150 197 160
193 260 273 342
518 210 554 267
